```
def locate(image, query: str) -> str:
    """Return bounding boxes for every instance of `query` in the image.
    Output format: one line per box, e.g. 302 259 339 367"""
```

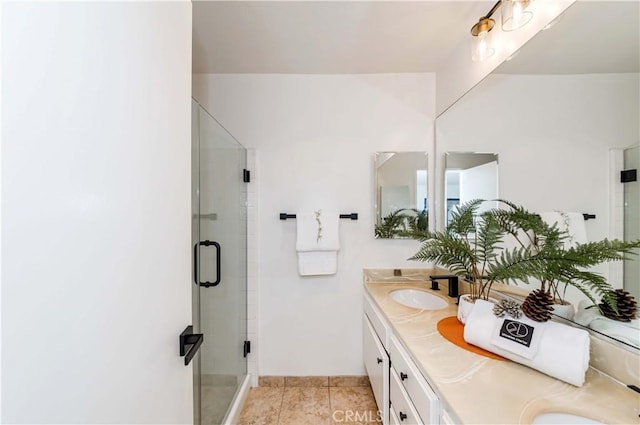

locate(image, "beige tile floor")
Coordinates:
238 377 381 425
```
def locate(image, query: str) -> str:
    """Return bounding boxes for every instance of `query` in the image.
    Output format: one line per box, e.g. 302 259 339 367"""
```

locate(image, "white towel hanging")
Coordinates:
296 210 340 276
539 211 588 248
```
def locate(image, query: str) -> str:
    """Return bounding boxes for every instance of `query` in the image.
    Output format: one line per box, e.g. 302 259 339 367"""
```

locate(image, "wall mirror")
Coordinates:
374 152 428 239
435 1 639 350
444 153 498 227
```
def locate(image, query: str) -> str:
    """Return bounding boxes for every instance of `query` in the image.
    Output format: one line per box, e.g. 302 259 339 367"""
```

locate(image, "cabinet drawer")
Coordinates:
390 335 440 424
389 406 401 425
364 292 390 350
390 369 423 425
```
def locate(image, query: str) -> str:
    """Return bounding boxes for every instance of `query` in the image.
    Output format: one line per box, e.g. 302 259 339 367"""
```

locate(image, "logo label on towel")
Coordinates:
499 319 534 347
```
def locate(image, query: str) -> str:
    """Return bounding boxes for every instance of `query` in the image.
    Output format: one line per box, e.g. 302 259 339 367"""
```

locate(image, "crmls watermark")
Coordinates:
332 410 383 423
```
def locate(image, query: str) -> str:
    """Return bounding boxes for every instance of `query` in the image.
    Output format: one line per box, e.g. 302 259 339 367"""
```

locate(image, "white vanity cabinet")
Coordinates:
364 293 390 425
364 293 441 425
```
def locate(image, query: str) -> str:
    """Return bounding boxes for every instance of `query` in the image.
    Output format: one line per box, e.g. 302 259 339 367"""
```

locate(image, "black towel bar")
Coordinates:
279 213 358 220
536 213 595 221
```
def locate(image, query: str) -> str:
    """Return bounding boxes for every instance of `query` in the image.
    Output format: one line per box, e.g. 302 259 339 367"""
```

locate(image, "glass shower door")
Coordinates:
623 145 639 301
192 100 248 425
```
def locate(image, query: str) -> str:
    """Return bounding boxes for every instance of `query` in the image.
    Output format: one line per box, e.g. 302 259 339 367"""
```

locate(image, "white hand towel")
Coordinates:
539 212 563 231
296 210 340 276
490 314 546 360
464 300 590 387
564 212 588 246
539 211 588 248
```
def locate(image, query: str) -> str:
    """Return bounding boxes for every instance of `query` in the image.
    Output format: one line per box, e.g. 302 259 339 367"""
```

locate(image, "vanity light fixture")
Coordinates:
501 0 533 32
470 1 500 62
470 16 496 62
470 0 534 62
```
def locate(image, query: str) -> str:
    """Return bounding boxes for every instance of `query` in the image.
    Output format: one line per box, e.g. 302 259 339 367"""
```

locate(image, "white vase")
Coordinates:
457 294 476 325
551 302 575 321
457 294 500 325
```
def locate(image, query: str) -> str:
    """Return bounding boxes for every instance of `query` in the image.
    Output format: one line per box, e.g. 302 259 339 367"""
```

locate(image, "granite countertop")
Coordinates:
364 268 639 425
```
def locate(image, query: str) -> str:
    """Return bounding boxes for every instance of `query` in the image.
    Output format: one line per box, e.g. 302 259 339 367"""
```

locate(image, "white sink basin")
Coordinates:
532 413 605 425
389 289 448 310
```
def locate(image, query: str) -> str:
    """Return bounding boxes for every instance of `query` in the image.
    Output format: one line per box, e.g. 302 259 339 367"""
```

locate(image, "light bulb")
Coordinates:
470 18 496 62
472 29 495 62
502 0 533 32
477 32 490 59
512 2 525 27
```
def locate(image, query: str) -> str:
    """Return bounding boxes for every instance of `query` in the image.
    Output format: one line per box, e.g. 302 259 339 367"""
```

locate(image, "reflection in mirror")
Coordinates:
435 1 639 349
445 153 498 227
374 152 428 239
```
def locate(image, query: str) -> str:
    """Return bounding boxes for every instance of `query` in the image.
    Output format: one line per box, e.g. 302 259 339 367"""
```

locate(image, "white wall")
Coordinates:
437 73 640 299
2 3 193 423
193 73 435 375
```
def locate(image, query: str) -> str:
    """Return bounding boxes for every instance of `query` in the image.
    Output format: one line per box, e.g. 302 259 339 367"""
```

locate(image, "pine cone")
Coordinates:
522 289 554 322
493 299 522 319
600 289 638 322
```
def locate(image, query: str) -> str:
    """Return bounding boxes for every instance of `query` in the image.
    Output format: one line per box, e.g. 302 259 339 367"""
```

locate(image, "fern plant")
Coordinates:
409 199 504 300
375 209 408 238
409 199 640 312
398 208 429 239
375 208 428 239
488 200 640 312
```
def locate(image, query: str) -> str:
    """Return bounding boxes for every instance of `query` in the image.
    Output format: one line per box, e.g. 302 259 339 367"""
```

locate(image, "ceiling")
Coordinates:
193 1 640 75
497 1 640 74
192 1 493 74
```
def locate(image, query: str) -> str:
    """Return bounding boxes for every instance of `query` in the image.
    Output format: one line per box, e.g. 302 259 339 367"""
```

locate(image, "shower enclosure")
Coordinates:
191 99 248 424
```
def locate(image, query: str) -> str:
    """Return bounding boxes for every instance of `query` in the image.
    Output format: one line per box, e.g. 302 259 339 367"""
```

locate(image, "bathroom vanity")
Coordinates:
363 269 639 425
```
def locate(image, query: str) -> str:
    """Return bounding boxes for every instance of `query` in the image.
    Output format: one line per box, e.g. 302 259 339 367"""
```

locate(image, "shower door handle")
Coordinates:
193 240 221 288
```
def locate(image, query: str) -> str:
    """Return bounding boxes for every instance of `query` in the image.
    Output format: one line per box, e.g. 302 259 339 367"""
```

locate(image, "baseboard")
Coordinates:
221 374 252 425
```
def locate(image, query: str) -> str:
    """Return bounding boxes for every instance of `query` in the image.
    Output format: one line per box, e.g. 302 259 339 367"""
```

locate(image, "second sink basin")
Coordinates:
389 289 448 310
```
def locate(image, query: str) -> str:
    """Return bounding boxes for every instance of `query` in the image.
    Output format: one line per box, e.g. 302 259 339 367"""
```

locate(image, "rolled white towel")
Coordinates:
574 300 640 347
490 313 546 360
464 300 590 387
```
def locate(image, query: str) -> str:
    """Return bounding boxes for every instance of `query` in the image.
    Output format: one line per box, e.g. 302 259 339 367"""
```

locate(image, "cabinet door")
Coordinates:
363 315 389 424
